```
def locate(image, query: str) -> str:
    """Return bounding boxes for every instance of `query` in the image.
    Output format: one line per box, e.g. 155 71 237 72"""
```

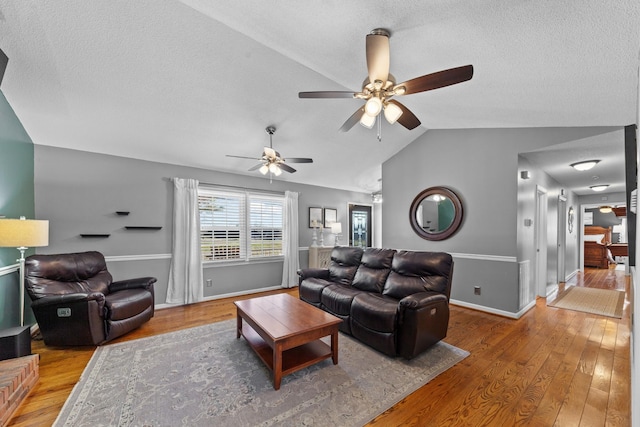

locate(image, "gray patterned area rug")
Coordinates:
54 319 468 427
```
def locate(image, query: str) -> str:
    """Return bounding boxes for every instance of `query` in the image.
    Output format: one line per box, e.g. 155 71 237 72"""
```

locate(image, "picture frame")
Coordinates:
323 208 337 228
309 207 323 228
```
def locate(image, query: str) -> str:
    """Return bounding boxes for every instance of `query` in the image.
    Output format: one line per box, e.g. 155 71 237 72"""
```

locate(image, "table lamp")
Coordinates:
330 222 342 246
0 217 49 326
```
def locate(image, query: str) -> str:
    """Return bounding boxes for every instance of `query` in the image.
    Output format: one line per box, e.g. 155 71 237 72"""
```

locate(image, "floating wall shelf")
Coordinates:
124 226 162 230
80 234 111 238
116 211 130 216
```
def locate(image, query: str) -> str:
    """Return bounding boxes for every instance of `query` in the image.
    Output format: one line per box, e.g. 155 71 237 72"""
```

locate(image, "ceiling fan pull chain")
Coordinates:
377 115 382 142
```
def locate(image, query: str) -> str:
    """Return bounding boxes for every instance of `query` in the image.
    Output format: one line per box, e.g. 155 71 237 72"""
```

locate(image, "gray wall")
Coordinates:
382 126 621 315
34 145 371 304
0 90 36 328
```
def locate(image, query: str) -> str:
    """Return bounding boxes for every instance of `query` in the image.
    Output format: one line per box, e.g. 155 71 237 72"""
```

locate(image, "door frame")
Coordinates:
557 195 567 284
535 185 548 297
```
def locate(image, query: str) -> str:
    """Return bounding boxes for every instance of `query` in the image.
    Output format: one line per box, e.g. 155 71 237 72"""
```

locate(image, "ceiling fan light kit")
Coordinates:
299 28 474 137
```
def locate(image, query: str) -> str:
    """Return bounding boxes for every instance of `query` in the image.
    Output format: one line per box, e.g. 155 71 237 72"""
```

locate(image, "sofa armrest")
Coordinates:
399 291 448 310
397 291 450 359
31 292 105 309
110 277 157 292
297 268 330 281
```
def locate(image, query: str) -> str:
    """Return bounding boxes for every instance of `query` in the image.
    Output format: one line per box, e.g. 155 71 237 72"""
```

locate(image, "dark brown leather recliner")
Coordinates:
24 251 156 346
298 247 453 359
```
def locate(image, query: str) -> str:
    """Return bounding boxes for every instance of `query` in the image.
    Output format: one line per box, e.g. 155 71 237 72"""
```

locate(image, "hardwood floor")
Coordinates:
8 268 630 426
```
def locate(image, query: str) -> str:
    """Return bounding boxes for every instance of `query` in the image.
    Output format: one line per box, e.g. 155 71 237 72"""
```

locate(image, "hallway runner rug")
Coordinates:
548 286 625 318
53 319 469 427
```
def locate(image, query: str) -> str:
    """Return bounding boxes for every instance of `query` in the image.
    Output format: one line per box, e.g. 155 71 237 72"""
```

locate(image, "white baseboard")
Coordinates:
450 298 536 319
155 285 286 310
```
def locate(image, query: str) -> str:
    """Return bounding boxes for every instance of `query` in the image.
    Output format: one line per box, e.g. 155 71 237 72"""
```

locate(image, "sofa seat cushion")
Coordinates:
299 278 332 305
105 289 153 321
351 293 399 333
351 293 399 356
321 284 361 316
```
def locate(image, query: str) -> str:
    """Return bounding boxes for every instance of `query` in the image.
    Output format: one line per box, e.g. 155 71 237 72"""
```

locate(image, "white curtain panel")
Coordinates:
281 191 300 288
166 178 203 304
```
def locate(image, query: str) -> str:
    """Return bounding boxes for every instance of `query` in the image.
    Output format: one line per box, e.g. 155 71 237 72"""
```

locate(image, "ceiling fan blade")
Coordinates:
366 30 390 85
299 91 356 99
285 158 313 163
226 154 261 160
248 163 264 171
339 106 366 132
394 65 474 95
387 100 421 130
279 163 297 174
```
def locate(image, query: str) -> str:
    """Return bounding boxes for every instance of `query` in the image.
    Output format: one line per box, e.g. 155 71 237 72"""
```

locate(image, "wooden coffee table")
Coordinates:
234 293 342 390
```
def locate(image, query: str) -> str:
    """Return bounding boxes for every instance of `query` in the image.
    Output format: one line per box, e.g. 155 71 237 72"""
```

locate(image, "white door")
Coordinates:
535 186 548 297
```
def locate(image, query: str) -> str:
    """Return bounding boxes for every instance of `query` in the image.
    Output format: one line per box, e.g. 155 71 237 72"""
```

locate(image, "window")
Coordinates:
199 187 283 262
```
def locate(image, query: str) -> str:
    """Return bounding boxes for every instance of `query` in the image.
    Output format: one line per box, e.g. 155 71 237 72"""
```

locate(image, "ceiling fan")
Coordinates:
299 28 473 133
226 126 313 178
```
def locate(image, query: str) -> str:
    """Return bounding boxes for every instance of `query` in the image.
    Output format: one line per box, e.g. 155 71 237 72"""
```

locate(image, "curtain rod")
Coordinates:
196 181 288 196
166 177 295 195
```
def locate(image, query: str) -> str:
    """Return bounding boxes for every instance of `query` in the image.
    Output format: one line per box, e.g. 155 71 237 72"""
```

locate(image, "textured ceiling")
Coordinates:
0 1 638 193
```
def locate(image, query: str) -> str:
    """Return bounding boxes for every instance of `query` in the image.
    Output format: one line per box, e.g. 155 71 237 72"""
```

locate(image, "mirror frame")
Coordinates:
409 186 464 241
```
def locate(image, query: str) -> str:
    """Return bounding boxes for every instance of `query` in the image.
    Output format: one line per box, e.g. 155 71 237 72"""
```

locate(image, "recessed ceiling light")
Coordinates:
590 185 609 192
570 160 600 171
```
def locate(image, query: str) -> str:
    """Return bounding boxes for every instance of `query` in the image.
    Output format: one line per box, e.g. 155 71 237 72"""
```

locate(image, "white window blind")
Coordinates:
199 187 283 262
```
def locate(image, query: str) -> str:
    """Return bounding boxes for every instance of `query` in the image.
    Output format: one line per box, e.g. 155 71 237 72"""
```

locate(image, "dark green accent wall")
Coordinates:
0 90 36 328
438 199 455 231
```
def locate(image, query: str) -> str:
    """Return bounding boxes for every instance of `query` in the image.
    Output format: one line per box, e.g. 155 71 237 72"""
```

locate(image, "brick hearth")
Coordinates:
0 354 39 426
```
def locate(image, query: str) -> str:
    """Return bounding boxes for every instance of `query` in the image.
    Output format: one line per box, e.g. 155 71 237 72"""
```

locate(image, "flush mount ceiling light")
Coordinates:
590 185 609 192
599 205 613 213
570 160 600 171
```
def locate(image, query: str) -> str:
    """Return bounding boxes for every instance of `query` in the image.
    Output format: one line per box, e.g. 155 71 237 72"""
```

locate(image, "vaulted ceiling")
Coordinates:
0 1 638 194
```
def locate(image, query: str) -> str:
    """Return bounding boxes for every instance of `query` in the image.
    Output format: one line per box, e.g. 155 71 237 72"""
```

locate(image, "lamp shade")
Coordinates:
0 218 49 247
330 223 342 234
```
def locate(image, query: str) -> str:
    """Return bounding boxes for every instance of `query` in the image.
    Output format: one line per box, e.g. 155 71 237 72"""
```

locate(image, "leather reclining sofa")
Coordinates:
298 247 454 359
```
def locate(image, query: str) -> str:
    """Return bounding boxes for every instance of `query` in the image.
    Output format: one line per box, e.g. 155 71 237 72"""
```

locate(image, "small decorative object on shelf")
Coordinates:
115 211 130 216
124 226 162 230
80 234 110 238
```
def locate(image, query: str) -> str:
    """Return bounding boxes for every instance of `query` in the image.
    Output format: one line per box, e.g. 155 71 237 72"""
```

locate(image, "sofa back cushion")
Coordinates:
25 251 113 300
351 248 396 293
328 246 364 286
382 251 453 300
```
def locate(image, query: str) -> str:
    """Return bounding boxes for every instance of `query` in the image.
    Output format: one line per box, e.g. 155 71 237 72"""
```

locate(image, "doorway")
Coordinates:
348 204 372 248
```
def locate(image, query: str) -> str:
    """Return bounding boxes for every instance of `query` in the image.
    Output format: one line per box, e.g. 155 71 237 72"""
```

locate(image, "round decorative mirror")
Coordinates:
409 186 464 241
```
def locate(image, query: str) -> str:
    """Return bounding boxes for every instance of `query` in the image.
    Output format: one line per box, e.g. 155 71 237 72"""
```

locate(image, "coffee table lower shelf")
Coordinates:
241 324 334 385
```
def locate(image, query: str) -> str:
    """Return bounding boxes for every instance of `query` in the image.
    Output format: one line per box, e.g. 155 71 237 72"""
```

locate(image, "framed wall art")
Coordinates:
309 207 323 228
323 208 337 228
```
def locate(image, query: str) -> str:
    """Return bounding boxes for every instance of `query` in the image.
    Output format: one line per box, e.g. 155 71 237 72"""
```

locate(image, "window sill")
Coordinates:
203 256 284 268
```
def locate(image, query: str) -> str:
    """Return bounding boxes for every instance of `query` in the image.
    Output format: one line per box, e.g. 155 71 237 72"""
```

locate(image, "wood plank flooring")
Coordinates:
7 267 630 426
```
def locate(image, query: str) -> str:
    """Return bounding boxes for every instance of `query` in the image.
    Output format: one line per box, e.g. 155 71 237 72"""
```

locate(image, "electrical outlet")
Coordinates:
205 279 213 287
474 286 481 295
